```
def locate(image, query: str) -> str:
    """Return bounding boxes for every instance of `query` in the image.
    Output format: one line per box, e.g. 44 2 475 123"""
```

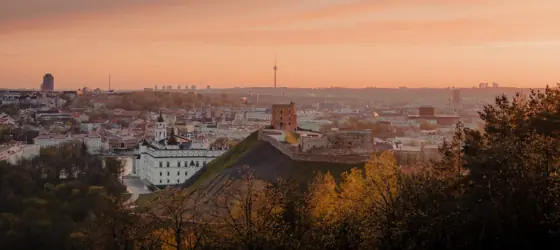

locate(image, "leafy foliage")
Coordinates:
103 92 241 111
0 142 127 250
284 131 299 144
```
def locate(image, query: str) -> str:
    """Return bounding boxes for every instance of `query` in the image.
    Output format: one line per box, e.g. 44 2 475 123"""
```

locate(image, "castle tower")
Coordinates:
154 110 167 142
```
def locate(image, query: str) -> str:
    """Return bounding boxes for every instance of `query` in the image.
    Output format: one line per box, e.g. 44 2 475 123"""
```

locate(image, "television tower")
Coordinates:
273 53 277 88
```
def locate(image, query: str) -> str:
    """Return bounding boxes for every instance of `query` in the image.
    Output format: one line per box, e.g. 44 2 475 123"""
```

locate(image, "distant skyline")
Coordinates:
1 0 560 89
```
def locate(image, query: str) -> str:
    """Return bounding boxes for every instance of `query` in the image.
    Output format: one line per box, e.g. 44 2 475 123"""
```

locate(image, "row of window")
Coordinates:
159 179 182 184
160 171 189 177
158 160 205 168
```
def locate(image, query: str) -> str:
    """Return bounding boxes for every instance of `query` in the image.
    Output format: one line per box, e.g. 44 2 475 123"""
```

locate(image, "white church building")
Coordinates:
134 112 229 187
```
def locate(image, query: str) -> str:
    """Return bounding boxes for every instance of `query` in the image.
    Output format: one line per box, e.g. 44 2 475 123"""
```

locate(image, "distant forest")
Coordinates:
75 92 244 111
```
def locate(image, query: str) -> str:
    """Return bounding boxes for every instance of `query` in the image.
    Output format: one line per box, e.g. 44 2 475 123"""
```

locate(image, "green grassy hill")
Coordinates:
182 131 260 190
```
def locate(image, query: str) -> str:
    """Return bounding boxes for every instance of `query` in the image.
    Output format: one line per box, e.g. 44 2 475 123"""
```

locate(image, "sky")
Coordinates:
1 0 560 89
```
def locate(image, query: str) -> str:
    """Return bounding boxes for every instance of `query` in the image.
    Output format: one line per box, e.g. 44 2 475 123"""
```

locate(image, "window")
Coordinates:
177 171 180 176
159 162 162 168
185 171 188 176
159 180 162 184
159 172 162 176
196 161 200 167
166 161 170 167
184 161 188 167
190 161 195 167
167 171 170 176
167 179 170 183
177 179 180 183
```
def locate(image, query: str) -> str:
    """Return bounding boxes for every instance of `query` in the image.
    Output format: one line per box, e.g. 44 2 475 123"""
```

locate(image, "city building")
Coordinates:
0 143 40 164
107 134 138 151
271 102 297 131
325 129 373 153
407 107 460 126
245 108 272 121
33 132 108 154
299 133 329 152
41 73 55 91
0 113 17 127
133 112 229 187
452 89 461 110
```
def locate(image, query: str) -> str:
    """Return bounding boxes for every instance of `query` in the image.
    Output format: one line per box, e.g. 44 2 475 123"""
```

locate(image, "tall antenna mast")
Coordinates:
273 53 277 88
108 73 112 92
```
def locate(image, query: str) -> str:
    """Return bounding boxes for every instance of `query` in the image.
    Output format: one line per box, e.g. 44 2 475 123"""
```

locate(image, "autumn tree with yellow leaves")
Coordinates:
304 151 401 249
211 169 287 249
144 188 209 250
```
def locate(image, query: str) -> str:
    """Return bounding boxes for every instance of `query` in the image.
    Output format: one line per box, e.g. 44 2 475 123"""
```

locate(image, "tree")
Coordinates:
378 85 560 249
211 169 286 249
0 141 128 250
144 188 209 250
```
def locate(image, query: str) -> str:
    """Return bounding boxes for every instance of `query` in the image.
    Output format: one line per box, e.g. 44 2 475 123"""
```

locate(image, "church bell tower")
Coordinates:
154 110 167 141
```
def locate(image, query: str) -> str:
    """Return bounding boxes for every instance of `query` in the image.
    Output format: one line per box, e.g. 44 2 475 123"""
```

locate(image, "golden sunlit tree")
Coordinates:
145 188 209 250
305 151 401 248
306 172 339 224
212 169 286 249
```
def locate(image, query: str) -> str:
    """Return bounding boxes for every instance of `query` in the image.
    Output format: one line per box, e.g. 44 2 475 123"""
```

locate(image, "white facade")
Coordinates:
33 133 109 154
134 145 226 186
246 111 272 121
0 144 40 164
134 114 228 187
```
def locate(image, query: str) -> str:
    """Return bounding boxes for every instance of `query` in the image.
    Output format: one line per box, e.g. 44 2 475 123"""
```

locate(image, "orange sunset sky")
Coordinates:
1 0 559 89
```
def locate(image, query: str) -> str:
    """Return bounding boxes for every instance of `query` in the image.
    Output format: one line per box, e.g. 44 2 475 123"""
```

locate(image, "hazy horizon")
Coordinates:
1 0 560 89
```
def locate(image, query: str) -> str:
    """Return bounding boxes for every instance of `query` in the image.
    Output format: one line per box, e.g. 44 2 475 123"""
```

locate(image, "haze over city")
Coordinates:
1 0 560 89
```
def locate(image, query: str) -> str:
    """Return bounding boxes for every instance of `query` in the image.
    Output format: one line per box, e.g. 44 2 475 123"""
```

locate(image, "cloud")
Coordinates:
131 13 558 47
0 0 154 22
2 0 559 48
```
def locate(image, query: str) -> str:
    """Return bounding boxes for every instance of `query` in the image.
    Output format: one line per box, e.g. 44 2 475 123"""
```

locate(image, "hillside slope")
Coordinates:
187 138 364 202
182 131 260 190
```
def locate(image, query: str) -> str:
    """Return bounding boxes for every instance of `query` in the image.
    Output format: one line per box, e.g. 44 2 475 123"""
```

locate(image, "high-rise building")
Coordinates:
191 85 196 90
452 89 462 112
492 82 499 88
452 89 461 106
41 73 54 91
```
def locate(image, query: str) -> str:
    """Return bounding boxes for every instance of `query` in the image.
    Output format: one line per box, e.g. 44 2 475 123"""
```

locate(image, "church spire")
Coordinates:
157 110 164 122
